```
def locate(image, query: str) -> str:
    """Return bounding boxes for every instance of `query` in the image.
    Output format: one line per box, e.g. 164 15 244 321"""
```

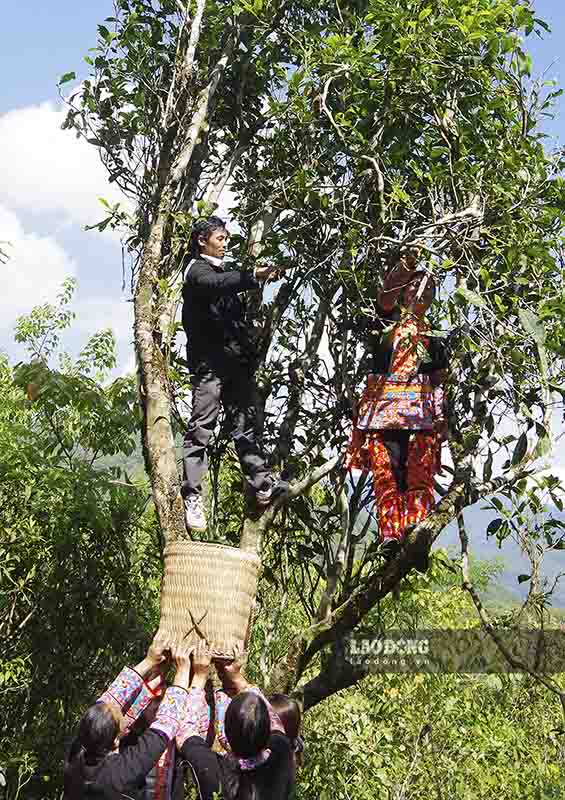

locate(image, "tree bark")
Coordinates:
134 190 186 546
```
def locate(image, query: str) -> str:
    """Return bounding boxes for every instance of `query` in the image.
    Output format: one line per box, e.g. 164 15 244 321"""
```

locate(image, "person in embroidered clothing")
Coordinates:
119 671 207 800
346 251 448 570
64 637 193 800
176 643 295 800
268 694 304 775
181 216 288 532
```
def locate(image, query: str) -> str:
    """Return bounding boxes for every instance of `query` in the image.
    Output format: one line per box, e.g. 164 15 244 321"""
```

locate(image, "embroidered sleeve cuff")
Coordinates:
151 686 190 740
122 683 155 734
175 687 210 747
215 690 232 753
97 666 144 711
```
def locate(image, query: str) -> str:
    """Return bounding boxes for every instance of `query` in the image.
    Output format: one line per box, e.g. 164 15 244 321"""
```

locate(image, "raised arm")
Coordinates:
187 260 260 296
97 636 170 716
175 641 212 748
376 248 420 312
215 658 285 736
186 259 286 298
96 647 192 795
122 674 166 736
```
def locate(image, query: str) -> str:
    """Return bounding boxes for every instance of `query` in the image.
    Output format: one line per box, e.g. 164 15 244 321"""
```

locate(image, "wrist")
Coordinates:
133 658 154 679
190 673 208 689
173 667 191 689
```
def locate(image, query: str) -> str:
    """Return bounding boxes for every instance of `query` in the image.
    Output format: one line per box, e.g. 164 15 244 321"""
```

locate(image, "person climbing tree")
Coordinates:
345 249 448 571
176 643 296 800
182 216 287 532
63 637 193 799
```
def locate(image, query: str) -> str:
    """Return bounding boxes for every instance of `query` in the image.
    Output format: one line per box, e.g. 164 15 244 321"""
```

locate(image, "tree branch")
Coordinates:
171 33 237 185
458 510 565 705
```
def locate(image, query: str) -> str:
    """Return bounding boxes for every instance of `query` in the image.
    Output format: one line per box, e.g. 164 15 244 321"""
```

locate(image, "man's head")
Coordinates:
191 216 229 259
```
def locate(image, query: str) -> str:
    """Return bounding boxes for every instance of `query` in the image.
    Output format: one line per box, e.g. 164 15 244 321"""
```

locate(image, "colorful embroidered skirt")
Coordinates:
356 374 440 432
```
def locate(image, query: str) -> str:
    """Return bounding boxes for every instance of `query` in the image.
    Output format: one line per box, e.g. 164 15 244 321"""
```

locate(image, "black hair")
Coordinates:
268 694 301 743
190 216 227 257
64 703 119 797
225 692 270 758
219 693 295 800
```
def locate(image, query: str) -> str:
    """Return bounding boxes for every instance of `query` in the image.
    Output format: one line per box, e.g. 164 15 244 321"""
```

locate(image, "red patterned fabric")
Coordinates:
345 313 445 544
145 741 176 800
390 316 421 378
355 317 444 432
367 432 437 542
356 373 437 431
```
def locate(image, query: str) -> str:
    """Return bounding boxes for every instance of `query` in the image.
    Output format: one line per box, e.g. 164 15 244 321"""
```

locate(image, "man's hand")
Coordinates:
254 263 287 282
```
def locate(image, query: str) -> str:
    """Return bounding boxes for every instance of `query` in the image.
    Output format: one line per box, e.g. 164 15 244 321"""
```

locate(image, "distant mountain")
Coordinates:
349 484 565 609
438 503 565 609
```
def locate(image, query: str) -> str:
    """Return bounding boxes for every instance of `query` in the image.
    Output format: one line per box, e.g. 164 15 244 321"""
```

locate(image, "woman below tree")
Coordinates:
64 638 193 799
346 251 448 570
177 643 296 800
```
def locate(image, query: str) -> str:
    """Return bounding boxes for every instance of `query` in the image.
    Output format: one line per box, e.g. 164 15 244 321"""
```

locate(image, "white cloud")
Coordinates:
0 101 125 230
74 295 134 344
0 204 76 327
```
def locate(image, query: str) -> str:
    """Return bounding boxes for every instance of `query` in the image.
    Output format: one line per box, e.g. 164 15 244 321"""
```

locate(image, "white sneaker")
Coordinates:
256 478 289 507
184 495 207 532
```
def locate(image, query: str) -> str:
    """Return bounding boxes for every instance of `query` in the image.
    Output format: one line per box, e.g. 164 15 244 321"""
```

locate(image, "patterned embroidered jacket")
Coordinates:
347 308 448 471
64 668 190 800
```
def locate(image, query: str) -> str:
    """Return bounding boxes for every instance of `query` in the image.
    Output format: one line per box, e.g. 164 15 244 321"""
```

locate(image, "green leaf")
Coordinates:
511 432 528 466
454 285 486 308
533 430 552 459
518 309 545 346
483 450 493 482
58 71 76 85
487 518 503 536
517 50 533 77
517 574 531 584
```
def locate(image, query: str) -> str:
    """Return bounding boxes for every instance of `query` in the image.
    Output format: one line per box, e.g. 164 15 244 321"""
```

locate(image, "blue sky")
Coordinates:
0 0 564 378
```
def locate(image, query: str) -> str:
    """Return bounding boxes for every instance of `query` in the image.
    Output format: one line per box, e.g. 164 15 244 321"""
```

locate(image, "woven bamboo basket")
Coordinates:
157 540 260 659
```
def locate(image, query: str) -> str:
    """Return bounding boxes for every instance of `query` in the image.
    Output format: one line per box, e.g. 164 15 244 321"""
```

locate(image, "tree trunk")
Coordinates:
134 190 186 547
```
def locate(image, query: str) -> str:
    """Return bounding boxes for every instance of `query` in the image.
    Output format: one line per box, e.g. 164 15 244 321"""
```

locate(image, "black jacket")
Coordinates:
182 258 262 374
182 733 294 800
64 730 171 799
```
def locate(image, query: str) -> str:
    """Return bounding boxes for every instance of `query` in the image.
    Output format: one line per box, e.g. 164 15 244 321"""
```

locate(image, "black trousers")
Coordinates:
182 365 271 498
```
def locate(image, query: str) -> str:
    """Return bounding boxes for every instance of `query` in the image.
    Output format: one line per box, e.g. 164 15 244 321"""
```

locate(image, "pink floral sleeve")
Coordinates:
175 687 210 748
97 666 143 713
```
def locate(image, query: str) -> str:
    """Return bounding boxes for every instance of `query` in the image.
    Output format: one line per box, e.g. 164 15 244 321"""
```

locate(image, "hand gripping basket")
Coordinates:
157 540 260 659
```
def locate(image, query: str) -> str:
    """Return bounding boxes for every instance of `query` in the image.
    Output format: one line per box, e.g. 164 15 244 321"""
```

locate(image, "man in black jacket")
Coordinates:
181 216 283 531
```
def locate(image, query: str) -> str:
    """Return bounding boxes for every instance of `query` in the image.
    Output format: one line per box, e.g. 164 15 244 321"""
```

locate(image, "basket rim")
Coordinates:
164 539 260 562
